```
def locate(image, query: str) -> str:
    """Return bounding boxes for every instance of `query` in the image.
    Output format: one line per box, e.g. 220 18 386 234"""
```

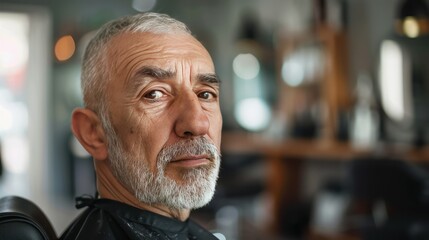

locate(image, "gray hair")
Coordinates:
81 12 191 116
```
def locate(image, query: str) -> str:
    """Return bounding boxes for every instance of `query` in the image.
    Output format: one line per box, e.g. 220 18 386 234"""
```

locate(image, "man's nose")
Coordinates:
174 93 210 138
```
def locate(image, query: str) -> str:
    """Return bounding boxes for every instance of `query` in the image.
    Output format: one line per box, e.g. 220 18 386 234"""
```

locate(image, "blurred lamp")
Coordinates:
379 40 409 122
55 35 75 61
395 0 429 38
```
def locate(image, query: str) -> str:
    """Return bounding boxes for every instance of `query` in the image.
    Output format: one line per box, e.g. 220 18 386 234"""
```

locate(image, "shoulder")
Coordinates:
188 220 220 240
60 198 179 240
60 205 124 240
59 199 139 240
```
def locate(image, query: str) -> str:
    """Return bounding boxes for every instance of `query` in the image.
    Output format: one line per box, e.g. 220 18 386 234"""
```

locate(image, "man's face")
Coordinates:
102 32 222 209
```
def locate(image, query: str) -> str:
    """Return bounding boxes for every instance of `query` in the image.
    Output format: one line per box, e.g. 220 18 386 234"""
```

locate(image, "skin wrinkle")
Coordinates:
111 41 153 73
127 110 139 153
122 50 154 87
114 36 209 77
98 166 123 201
113 37 186 92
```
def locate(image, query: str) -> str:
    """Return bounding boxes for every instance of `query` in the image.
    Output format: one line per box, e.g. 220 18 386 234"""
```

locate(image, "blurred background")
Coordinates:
1 0 429 239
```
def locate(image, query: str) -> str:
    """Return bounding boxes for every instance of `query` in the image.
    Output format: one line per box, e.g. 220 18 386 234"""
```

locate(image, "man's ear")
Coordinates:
71 108 108 161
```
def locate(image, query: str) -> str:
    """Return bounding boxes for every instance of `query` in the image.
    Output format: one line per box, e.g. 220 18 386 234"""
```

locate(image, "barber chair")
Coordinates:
0 195 57 240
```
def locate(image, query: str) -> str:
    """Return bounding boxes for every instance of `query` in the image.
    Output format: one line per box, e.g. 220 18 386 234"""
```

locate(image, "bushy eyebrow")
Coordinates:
136 66 175 79
126 66 173 93
198 73 221 86
128 66 220 92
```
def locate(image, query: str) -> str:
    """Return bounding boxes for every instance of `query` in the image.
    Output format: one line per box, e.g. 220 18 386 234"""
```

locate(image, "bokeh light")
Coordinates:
402 17 419 38
235 98 271 131
233 53 260 80
55 35 76 61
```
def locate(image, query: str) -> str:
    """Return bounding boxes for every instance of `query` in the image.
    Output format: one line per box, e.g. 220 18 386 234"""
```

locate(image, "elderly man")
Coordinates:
62 12 222 239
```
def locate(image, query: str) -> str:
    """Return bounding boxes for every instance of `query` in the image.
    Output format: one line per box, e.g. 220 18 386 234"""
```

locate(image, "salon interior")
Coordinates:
1 0 429 239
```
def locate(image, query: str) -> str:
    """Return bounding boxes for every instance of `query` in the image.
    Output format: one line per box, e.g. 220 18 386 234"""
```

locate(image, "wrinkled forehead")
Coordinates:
105 31 215 73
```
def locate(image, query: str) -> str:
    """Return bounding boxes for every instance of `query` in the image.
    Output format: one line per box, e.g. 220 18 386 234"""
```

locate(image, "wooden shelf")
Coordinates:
221 131 429 162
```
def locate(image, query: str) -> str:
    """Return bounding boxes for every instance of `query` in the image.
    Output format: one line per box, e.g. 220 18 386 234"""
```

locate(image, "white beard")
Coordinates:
107 132 220 210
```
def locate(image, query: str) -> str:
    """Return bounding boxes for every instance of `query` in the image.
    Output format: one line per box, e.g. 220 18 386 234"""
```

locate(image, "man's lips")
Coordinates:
169 155 211 167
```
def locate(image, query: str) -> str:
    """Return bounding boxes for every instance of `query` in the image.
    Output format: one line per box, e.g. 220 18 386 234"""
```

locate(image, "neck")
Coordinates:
94 160 191 221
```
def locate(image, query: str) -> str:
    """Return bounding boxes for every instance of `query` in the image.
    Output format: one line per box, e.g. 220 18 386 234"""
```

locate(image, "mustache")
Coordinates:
157 137 220 164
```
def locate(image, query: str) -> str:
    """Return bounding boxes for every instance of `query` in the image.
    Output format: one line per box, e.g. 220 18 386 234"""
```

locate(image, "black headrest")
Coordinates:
0 195 57 240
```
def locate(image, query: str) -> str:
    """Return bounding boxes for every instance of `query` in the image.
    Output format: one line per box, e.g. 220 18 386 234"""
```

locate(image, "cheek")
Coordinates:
114 114 151 155
209 111 223 147
127 115 172 168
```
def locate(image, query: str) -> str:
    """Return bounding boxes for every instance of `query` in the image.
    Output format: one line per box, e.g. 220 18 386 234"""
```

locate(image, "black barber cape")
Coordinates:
60 198 219 240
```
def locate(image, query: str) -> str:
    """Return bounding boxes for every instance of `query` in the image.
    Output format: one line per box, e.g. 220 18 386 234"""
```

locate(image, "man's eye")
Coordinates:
198 91 215 100
144 90 164 100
